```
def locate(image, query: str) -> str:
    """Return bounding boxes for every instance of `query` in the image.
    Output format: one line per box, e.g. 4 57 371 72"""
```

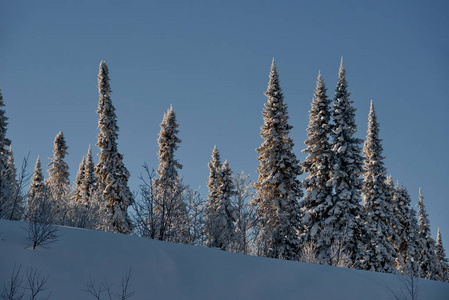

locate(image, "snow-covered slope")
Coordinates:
1 219 448 300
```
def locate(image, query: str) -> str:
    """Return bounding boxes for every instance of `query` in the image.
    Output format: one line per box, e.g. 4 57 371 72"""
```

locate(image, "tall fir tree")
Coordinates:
435 228 449 282
390 180 419 274
153 106 188 242
83 145 96 198
95 61 133 234
252 59 303 260
362 101 397 273
301 72 333 258
205 146 223 248
47 131 70 225
47 132 70 194
326 60 368 268
72 157 86 203
25 157 46 221
0 88 13 219
214 160 237 250
301 71 366 266
216 160 237 250
5 148 22 220
417 189 439 280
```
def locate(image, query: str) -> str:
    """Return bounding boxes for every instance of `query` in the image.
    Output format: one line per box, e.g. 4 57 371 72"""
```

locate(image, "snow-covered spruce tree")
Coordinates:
46 131 70 225
153 106 188 243
435 229 449 282
252 59 303 260
72 156 86 203
300 71 335 265
73 145 97 204
327 60 368 268
205 146 223 248
4 147 23 220
25 157 48 222
362 101 398 273
47 132 70 192
95 61 133 234
215 160 237 251
0 88 13 219
390 181 420 274
83 145 96 199
391 181 418 273
417 189 439 280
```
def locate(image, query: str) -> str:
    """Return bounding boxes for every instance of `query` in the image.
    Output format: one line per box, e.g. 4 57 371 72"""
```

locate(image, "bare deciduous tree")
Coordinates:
7 153 31 221
24 197 59 250
133 163 190 244
184 187 205 246
231 172 257 255
132 164 157 239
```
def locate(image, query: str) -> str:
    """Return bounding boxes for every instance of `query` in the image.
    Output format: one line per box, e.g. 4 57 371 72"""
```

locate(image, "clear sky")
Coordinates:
1 1 448 240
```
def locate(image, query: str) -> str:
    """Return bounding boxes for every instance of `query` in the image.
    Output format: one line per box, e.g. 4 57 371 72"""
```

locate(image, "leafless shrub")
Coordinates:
387 272 420 300
1 264 24 300
1 265 51 300
115 270 134 300
26 221 59 250
300 241 319 264
24 194 59 250
25 267 51 300
84 279 103 300
83 269 134 300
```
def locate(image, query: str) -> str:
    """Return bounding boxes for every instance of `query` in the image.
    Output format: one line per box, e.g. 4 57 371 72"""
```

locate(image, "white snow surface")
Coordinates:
1 219 449 300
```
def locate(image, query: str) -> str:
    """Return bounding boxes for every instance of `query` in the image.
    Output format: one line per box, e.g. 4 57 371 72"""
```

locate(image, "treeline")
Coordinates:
0 59 447 283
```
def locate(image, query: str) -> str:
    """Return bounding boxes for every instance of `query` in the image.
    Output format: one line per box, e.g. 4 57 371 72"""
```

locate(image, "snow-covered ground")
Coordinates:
1 219 448 300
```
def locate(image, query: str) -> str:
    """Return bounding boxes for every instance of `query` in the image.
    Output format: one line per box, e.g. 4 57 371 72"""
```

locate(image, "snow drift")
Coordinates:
1 219 448 299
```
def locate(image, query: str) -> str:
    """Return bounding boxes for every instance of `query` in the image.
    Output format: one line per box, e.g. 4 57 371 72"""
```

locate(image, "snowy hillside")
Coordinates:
1 219 448 300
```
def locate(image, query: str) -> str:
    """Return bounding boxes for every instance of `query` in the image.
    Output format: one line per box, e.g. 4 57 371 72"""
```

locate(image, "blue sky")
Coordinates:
1 1 448 239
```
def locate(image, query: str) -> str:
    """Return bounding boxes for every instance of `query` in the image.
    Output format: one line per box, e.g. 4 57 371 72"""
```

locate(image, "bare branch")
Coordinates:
82 278 104 300
1 264 24 300
115 269 134 300
25 267 51 300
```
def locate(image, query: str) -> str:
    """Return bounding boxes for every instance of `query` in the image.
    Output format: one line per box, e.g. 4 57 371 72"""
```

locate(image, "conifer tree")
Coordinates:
405 205 423 277
390 181 419 274
83 145 96 198
301 72 333 252
205 146 223 248
46 131 71 224
95 61 133 234
47 132 70 194
417 189 439 280
0 88 13 219
153 106 188 242
301 71 359 266
215 160 237 250
5 147 22 220
253 59 302 260
324 60 368 268
362 101 397 273
435 228 449 282
25 157 46 221
73 157 86 203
